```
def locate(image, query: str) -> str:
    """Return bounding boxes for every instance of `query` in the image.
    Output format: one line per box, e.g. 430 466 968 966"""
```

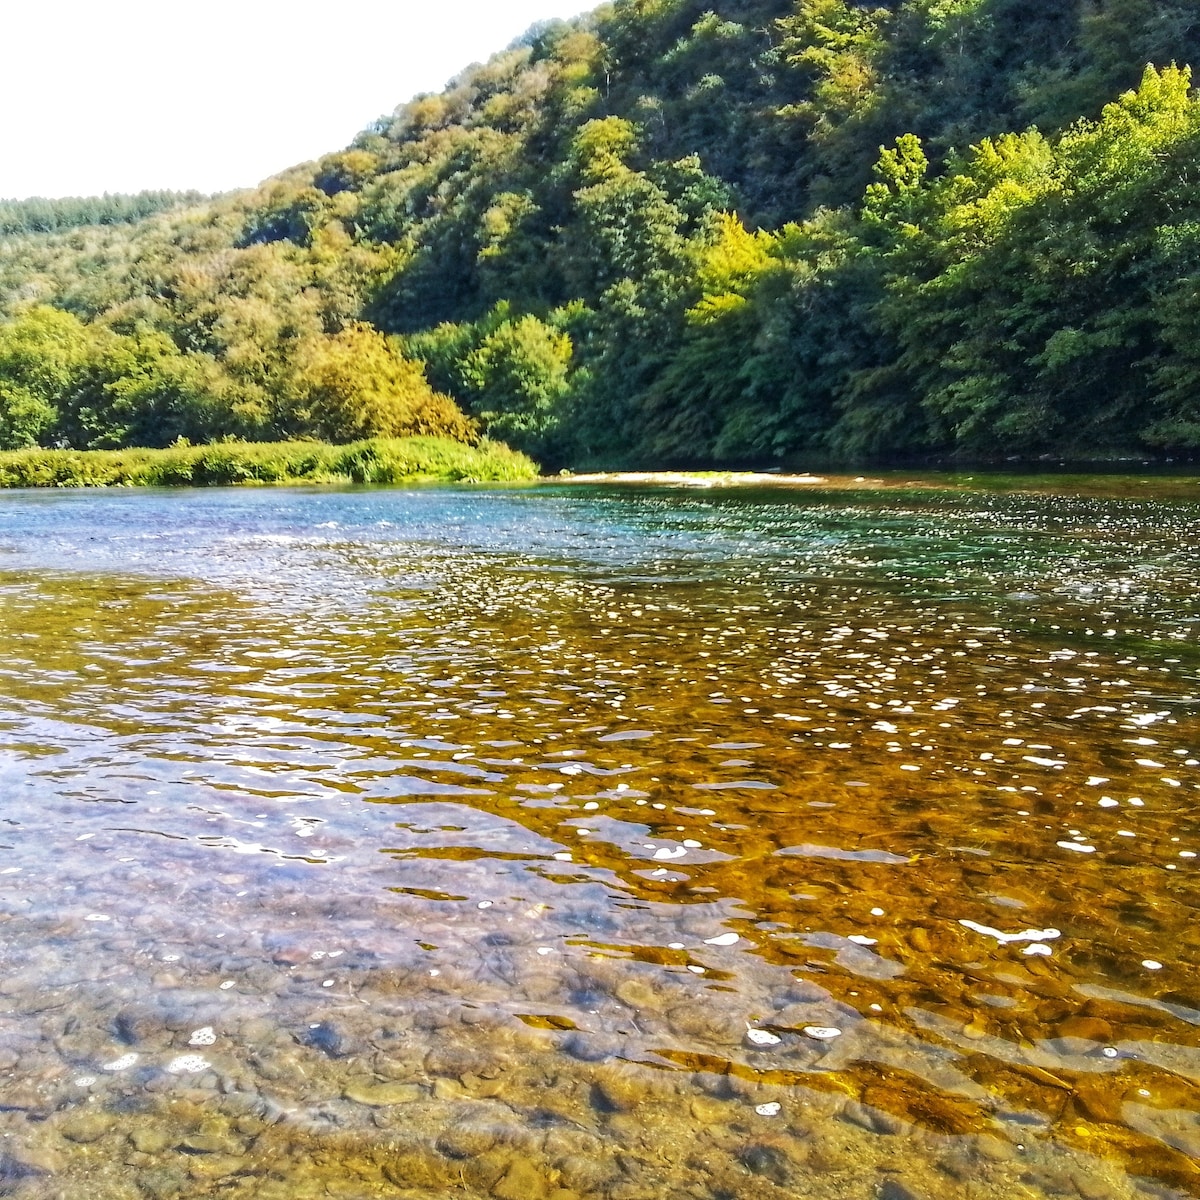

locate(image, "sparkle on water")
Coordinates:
0 478 1197 1199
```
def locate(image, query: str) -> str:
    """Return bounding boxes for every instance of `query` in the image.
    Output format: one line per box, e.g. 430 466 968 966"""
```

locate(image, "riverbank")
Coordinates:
0 437 538 487
547 468 1200 498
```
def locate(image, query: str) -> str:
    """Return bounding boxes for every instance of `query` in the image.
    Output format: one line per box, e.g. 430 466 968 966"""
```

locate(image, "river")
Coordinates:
0 478 1197 1199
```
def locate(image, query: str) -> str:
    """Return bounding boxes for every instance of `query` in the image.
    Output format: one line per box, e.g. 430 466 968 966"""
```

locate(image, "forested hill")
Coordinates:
0 192 207 237
2 0 1200 466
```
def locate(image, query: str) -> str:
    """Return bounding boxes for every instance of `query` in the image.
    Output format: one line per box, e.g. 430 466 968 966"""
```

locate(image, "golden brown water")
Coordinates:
0 481 1197 1199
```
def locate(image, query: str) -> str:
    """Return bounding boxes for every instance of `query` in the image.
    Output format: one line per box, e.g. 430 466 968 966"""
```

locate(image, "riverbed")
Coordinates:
0 479 1196 1199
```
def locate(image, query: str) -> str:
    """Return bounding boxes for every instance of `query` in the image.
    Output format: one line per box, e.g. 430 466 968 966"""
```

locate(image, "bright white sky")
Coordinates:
1 0 590 200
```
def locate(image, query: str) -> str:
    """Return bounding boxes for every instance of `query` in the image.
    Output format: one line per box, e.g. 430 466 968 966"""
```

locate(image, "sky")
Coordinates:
1 0 590 200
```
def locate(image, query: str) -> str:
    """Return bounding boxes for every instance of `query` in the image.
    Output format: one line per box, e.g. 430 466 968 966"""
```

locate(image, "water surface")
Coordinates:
0 480 1197 1200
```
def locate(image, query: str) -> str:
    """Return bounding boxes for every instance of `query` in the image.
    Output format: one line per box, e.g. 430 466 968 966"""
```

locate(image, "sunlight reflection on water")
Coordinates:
0 481 1196 1199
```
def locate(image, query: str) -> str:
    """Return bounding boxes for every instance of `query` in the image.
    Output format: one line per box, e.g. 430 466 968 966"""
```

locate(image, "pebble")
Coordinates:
1056 1016 1113 1043
690 1096 727 1123
592 1065 652 1113
614 979 663 1012
180 1130 244 1155
130 1127 173 1155
187 1154 244 1180
739 1141 791 1185
878 1180 927 1200
60 1111 115 1143
113 1005 166 1045
975 1136 1015 1162
342 1080 421 1106
492 1157 551 1200
437 1123 500 1159
301 1020 357 1058
0 1146 64 1176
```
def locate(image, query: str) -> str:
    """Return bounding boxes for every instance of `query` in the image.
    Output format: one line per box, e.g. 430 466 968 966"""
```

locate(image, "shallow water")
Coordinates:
0 480 1197 1200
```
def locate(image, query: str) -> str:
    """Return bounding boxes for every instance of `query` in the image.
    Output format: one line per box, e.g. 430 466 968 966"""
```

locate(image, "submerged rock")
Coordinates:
59 1110 115 1143
878 1179 928 1200
492 1157 551 1200
0 1146 63 1179
738 1141 792 1185
130 1127 172 1155
343 1080 421 1106
301 1020 358 1058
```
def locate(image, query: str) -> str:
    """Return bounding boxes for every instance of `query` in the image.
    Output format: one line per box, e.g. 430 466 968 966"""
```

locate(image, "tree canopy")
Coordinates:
2 0 1199 464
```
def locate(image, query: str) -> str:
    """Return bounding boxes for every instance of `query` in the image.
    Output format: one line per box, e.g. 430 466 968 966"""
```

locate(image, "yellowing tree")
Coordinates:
282 324 475 443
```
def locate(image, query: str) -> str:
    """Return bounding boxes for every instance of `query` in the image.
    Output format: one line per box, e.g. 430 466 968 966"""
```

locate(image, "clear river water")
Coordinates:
0 477 1197 1200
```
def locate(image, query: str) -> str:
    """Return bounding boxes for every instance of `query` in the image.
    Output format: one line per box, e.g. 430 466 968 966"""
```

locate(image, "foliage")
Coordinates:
0 191 206 236
0 306 92 448
0 437 538 489
3 1 1200 466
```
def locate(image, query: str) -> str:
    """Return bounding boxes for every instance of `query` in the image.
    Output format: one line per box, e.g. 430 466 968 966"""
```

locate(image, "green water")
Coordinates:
0 478 1196 1199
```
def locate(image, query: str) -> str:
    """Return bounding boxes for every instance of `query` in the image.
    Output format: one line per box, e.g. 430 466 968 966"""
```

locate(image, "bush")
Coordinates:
0 437 538 488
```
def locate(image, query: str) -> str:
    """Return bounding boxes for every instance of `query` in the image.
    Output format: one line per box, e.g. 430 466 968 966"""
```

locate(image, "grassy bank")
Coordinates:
0 437 539 488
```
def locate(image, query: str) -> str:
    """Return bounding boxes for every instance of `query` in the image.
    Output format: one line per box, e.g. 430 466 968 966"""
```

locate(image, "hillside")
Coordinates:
1 0 1199 466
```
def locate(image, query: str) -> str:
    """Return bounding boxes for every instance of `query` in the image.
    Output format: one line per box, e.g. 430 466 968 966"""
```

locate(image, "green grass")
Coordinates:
0 437 539 488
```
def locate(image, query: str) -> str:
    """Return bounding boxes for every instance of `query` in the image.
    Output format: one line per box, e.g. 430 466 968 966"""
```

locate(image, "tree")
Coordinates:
279 324 474 443
0 307 92 448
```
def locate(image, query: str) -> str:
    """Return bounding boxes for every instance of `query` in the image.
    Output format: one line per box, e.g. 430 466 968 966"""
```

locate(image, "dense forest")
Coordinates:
0 191 207 237
2 0 1199 466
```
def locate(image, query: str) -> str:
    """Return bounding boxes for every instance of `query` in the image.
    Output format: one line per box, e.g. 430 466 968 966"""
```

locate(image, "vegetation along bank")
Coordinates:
0 437 537 488
2 0 1199 469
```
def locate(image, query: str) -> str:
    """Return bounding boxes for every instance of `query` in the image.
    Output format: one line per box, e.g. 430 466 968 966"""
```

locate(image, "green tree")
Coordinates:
0 307 92 448
462 313 573 453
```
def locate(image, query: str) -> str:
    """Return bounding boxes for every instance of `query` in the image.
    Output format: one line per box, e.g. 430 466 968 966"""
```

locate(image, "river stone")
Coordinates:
139 1165 191 1198
437 1122 499 1159
433 1078 464 1101
343 1080 420 1106
0 1146 63 1177
591 1064 652 1113
130 1127 173 1155
1055 1016 1113 1043
492 1157 550 1200
689 1095 727 1124
557 1154 619 1193
187 1154 244 1181
878 1180 928 1200
242 965 283 991
614 979 663 1012
738 1141 791 1185
424 1045 485 1079
239 1017 278 1044
180 1131 244 1155
60 1110 115 1143
381 1154 446 1190
302 1020 358 1058
561 1032 620 1062
975 1136 1015 1162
